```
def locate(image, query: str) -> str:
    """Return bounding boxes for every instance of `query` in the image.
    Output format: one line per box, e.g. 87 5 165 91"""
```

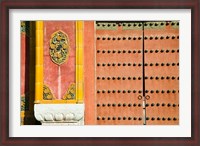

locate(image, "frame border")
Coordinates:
1 0 199 145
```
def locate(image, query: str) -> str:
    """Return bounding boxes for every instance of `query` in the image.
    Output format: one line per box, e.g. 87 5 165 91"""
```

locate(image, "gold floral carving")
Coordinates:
49 30 70 65
43 84 54 100
62 83 76 100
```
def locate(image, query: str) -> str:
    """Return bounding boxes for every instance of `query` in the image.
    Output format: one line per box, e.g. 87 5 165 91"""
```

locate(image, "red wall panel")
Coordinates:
43 21 76 99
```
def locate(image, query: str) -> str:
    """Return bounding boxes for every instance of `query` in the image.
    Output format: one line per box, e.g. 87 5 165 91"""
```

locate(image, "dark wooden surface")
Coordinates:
0 0 199 145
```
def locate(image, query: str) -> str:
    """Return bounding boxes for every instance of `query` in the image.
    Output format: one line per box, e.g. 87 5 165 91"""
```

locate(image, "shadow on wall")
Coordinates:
21 21 40 125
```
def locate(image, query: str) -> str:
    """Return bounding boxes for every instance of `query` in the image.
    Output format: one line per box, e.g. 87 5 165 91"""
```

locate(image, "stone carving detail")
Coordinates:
43 84 54 100
34 104 84 125
49 30 70 65
62 83 76 100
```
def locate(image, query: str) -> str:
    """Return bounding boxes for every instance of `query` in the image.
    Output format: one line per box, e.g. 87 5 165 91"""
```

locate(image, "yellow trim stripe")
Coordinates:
35 21 44 104
76 21 84 103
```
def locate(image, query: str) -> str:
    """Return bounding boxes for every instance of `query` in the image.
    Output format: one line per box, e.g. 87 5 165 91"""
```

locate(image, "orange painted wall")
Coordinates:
84 21 96 124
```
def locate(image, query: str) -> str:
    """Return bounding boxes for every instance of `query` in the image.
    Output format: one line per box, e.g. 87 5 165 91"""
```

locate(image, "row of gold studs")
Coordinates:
97 116 178 121
97 90 179 94
97 76 179 80
96 36 179 40
97 116 143 121
97 62 179 67
96 22 178 27
97 103 179 107
97 49 179 54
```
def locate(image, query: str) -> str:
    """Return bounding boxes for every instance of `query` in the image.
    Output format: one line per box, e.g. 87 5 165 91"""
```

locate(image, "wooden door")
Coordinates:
94 21 179 125
144 21 179 125
95 22 144 125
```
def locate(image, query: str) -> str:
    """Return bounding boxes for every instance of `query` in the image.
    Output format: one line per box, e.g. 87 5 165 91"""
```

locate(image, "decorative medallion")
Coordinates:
43 84 54 100
62 83 76 100
49 30 70 65
21 94 29 111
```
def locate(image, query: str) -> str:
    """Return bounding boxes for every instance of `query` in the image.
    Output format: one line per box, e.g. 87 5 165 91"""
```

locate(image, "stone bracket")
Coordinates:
34 104 84 125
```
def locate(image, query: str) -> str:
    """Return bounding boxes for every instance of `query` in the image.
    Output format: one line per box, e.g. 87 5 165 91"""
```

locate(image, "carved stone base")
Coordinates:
34 104 84 125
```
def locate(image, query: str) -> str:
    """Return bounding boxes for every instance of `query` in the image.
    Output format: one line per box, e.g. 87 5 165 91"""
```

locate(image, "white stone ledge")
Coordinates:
34 104 84 125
